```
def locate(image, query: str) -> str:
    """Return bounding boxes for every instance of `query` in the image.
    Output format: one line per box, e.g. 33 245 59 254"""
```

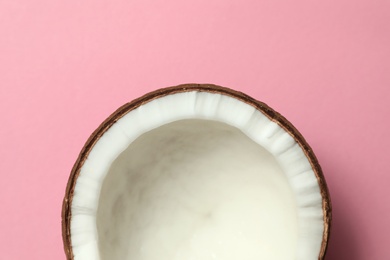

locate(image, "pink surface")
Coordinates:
1 0 389 259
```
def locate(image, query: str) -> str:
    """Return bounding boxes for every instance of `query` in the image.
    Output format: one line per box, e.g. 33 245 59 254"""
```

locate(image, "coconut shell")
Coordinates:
62 83 332 260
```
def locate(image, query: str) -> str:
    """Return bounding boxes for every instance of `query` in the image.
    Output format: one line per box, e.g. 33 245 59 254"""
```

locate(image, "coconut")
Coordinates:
62 84 331 260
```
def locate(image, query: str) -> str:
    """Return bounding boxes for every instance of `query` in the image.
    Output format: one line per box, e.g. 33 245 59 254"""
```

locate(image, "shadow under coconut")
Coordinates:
318 155 362 260
325 202 361 259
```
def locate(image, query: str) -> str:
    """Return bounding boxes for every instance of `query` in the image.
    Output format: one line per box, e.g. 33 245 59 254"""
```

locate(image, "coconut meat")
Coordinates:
70 91 324 260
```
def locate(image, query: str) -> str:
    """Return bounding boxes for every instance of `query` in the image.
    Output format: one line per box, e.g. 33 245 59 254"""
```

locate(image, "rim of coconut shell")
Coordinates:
62 83 332 260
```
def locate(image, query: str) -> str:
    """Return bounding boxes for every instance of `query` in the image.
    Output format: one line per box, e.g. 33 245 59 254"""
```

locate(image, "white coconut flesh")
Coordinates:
70 91 324 260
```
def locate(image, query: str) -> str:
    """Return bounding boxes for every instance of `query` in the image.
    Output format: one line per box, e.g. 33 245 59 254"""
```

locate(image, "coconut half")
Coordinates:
62 84 331 260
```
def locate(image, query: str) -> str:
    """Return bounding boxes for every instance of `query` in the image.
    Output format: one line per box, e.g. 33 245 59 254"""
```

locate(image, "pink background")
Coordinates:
1 0 389 259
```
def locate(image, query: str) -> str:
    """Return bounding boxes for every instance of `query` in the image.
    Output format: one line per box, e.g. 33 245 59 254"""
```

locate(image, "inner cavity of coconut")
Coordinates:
96 119 298 260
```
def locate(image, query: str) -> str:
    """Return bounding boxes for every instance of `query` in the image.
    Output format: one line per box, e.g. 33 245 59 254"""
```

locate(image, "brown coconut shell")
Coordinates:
62 83 332 260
